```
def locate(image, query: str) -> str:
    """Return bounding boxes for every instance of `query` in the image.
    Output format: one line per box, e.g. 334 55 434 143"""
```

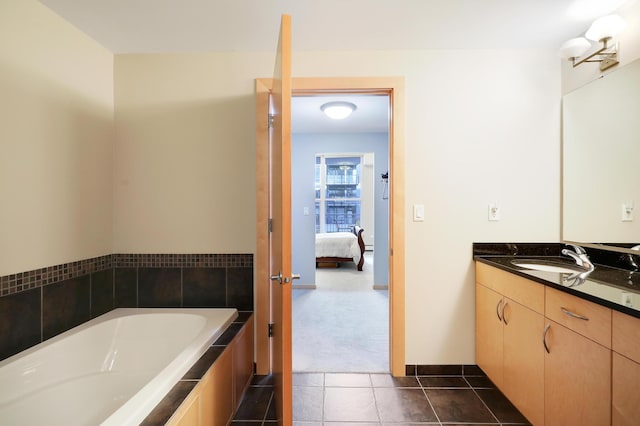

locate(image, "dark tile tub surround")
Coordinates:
0 253 253 361
42 275 92 340
142 313 253 425
0 288 41 360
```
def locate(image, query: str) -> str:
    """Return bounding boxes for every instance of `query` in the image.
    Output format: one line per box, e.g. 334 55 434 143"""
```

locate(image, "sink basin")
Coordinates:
510 259 585 274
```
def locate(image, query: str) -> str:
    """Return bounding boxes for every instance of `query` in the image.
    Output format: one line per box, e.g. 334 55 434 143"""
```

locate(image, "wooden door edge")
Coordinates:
255 78 271 374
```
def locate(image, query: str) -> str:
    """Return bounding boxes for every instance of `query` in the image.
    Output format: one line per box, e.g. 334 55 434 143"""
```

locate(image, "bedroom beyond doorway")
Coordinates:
292 252 389 372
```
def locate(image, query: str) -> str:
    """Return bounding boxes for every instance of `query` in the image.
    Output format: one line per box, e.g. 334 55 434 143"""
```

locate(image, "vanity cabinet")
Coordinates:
475 283 504 387
475 263 545 425
612 311 640 425
543 319 611 425
543 288 612 425
475 263 627 425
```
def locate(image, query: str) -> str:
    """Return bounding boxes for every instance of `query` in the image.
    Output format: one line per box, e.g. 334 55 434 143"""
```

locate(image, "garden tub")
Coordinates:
0 308 238 425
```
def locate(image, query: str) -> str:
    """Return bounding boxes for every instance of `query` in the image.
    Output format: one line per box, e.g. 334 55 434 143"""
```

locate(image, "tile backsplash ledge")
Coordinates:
0 253 253 361
1 253 252 296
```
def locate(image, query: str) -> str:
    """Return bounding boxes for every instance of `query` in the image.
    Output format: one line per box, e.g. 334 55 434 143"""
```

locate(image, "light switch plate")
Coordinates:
413 204 425 222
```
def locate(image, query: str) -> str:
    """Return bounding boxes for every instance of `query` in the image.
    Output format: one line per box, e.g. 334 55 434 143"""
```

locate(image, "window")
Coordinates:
315 155 361 233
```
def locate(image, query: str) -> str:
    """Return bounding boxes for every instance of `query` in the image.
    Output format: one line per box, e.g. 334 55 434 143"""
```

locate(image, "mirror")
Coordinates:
563 57 640 253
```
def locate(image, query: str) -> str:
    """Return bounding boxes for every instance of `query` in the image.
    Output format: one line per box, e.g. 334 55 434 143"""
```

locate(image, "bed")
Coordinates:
315 226 365 271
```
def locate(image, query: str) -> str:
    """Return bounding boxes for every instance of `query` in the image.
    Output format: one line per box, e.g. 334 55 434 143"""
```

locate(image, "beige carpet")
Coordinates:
292 253 389 372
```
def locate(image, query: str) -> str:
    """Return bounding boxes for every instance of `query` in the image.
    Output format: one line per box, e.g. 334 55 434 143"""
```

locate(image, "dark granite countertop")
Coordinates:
473 243 640 319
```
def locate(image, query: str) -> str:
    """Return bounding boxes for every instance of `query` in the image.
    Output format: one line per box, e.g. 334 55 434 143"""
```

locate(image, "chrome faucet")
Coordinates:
624 244 640 270
561 244 594 271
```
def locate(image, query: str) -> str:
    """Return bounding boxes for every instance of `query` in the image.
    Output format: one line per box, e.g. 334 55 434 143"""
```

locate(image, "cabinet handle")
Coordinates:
502 301 509 325
543 323 551 354
496 299 503 321
560 307 589 321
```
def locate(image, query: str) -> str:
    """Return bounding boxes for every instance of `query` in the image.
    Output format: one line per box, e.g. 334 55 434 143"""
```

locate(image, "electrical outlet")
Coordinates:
622 201 634 222
488 203 500 221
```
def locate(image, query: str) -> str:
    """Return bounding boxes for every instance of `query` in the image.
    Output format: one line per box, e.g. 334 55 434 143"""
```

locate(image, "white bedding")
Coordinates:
315 232 362 265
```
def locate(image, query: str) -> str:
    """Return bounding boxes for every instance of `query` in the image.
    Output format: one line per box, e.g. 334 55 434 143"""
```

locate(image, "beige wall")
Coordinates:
115 48 561 364
0 1 114 276
294 50 560 364
113 53 272 253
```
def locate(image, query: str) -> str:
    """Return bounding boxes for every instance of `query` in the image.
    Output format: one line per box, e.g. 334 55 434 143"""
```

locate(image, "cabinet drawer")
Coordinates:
545 287 611 348
476 262 544 314
612 310 640 364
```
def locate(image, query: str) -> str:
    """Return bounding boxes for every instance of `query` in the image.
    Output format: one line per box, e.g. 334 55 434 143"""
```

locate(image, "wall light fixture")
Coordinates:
320 101 357 120
560 14 626 71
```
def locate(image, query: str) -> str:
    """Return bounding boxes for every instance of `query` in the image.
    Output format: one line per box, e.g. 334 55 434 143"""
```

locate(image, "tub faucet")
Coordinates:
561 244 594 271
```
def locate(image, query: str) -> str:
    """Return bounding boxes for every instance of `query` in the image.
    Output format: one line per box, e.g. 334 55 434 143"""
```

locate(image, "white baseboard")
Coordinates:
293 284 317 289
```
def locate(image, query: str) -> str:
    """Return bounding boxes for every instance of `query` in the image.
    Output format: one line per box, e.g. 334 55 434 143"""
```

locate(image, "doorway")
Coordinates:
255 77 405 377
290 94 390 372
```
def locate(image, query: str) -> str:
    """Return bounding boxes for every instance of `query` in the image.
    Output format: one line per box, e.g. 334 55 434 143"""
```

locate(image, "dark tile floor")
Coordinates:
231 367 531 425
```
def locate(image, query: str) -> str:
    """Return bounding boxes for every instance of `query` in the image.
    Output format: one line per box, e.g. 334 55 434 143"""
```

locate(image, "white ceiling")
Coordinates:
36 0 635 133
38 0 633 53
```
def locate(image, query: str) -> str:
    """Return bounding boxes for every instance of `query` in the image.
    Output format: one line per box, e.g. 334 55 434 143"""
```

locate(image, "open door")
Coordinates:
269 14 293 424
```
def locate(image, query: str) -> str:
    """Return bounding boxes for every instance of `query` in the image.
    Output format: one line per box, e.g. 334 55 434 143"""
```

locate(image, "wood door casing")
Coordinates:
255 78 271 374
255 77 405 377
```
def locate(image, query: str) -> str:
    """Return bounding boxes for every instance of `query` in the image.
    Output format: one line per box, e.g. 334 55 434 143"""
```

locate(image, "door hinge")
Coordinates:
268 114 275 129
268 218 273 233
268 323 274 337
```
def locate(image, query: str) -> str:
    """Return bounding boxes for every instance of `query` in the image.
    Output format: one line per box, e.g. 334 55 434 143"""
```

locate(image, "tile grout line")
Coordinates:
463 375 502 425
418 376 443 426
366 373 384 425
262 388 274 425
321 372 326 424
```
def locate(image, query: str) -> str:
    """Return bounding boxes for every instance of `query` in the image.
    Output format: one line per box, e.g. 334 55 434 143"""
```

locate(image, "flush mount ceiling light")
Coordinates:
559 14 626 71
320 101 357 120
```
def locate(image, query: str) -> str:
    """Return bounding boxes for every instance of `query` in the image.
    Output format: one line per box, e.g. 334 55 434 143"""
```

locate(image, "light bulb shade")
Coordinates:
559 37 591 59
585 14 626 41
321 101 357 120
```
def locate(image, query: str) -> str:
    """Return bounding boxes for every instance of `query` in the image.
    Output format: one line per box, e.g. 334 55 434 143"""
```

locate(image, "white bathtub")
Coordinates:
0 308 238 426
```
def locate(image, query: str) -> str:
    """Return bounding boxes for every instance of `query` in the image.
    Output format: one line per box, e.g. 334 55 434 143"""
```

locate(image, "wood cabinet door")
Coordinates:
612 352 640 426
502 298 544 426
476 283 504 388
545 320 611 426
